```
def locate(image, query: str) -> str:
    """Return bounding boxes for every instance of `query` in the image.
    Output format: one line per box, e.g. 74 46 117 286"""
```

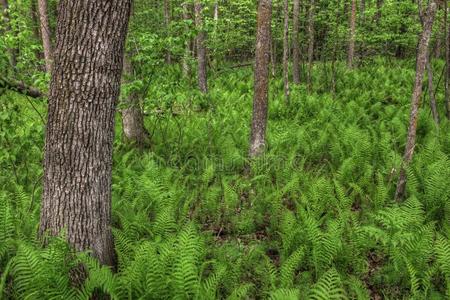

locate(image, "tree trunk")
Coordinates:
375 0 383 25
307 0 315 91
348 0 356 68
194 1 208 93
121 55 149 146
249 0 272 158
270 35 276 77
395 2 437 200
292 0 300 84
39 0 132 267
445 0 450 120
282 0 290 104
426 57 439 124
182 1 191 78
37 0 53 73
1 0 17 69
214 2 219 21
163 0 171 64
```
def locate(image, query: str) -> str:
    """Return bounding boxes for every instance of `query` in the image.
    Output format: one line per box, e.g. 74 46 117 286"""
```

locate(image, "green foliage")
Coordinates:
1 53 449 299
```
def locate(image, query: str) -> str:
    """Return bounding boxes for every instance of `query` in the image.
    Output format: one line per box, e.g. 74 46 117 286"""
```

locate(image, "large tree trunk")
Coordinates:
121 55 149 146
282 0 290 104
163 0 171 64
249 0 272 158
395 2 437 200
182 1 191 78
347 0 356 68
445 0 450 120
307 0 315 91
37 0 53 73
1 0 17 69
194 1 208 93
292 0 300 84
39 0 132 267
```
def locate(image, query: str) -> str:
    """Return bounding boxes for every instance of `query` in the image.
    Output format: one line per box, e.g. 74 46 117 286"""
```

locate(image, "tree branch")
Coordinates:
0 77 46 98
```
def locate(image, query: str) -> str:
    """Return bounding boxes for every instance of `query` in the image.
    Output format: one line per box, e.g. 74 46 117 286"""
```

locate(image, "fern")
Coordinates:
308 269 347 300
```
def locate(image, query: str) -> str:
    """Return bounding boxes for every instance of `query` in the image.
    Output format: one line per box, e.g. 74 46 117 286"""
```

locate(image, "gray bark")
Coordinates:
182 1 191 77
307 0 315 91
395 2 437 200
292 0 301 84
282 0 290 104
194 1 208 93
39 0 132 267
37 0 53 73
249 0 272 158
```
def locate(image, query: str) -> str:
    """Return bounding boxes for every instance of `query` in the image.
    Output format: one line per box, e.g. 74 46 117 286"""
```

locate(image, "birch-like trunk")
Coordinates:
395 2 437 200
249 0 272 158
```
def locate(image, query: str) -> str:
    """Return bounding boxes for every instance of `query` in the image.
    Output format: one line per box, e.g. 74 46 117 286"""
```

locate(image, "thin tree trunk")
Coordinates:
37 0 53 73
292 0 300 84
307 0 315 91
164 0 171 64
194 1 208 93
282 0 290 104
348 0 357 68
395 2 437 200
1 0 17 69
445 0 450 119
40 0 132 267
182 1 191 78
375 0 383 25
214 2 219 21
270 35 276 77
121 55 149 146
360 0 365 20
249 0 272 158
331 0 341 97
426 57 439 124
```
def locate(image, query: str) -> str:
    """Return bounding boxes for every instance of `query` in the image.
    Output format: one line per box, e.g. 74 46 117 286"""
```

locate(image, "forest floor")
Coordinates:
1 58 449 299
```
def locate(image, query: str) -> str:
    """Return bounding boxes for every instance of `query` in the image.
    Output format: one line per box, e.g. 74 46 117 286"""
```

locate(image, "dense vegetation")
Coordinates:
1 0 450 299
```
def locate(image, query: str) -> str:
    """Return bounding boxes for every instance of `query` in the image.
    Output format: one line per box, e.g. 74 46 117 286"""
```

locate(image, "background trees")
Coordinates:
0 0 449 299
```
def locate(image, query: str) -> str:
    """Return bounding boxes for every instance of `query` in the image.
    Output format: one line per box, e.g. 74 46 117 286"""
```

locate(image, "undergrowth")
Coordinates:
0 59 449 299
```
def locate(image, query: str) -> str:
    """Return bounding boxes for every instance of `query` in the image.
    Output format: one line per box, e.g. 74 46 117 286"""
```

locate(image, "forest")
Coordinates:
0 0 450 299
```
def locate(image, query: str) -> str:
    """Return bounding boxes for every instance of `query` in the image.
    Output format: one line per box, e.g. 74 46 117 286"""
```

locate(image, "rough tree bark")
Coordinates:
395 2 437 200
39 0 132 267
292 0 301 84
182 1 191 78
282 0 290 104
1 0 17 69
163 0 171 64
194 1 208 93
249 0 272 158
37 0 53 73
121 55 149 146
348 0 356 68
307 0 315 91
445 0 450 120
